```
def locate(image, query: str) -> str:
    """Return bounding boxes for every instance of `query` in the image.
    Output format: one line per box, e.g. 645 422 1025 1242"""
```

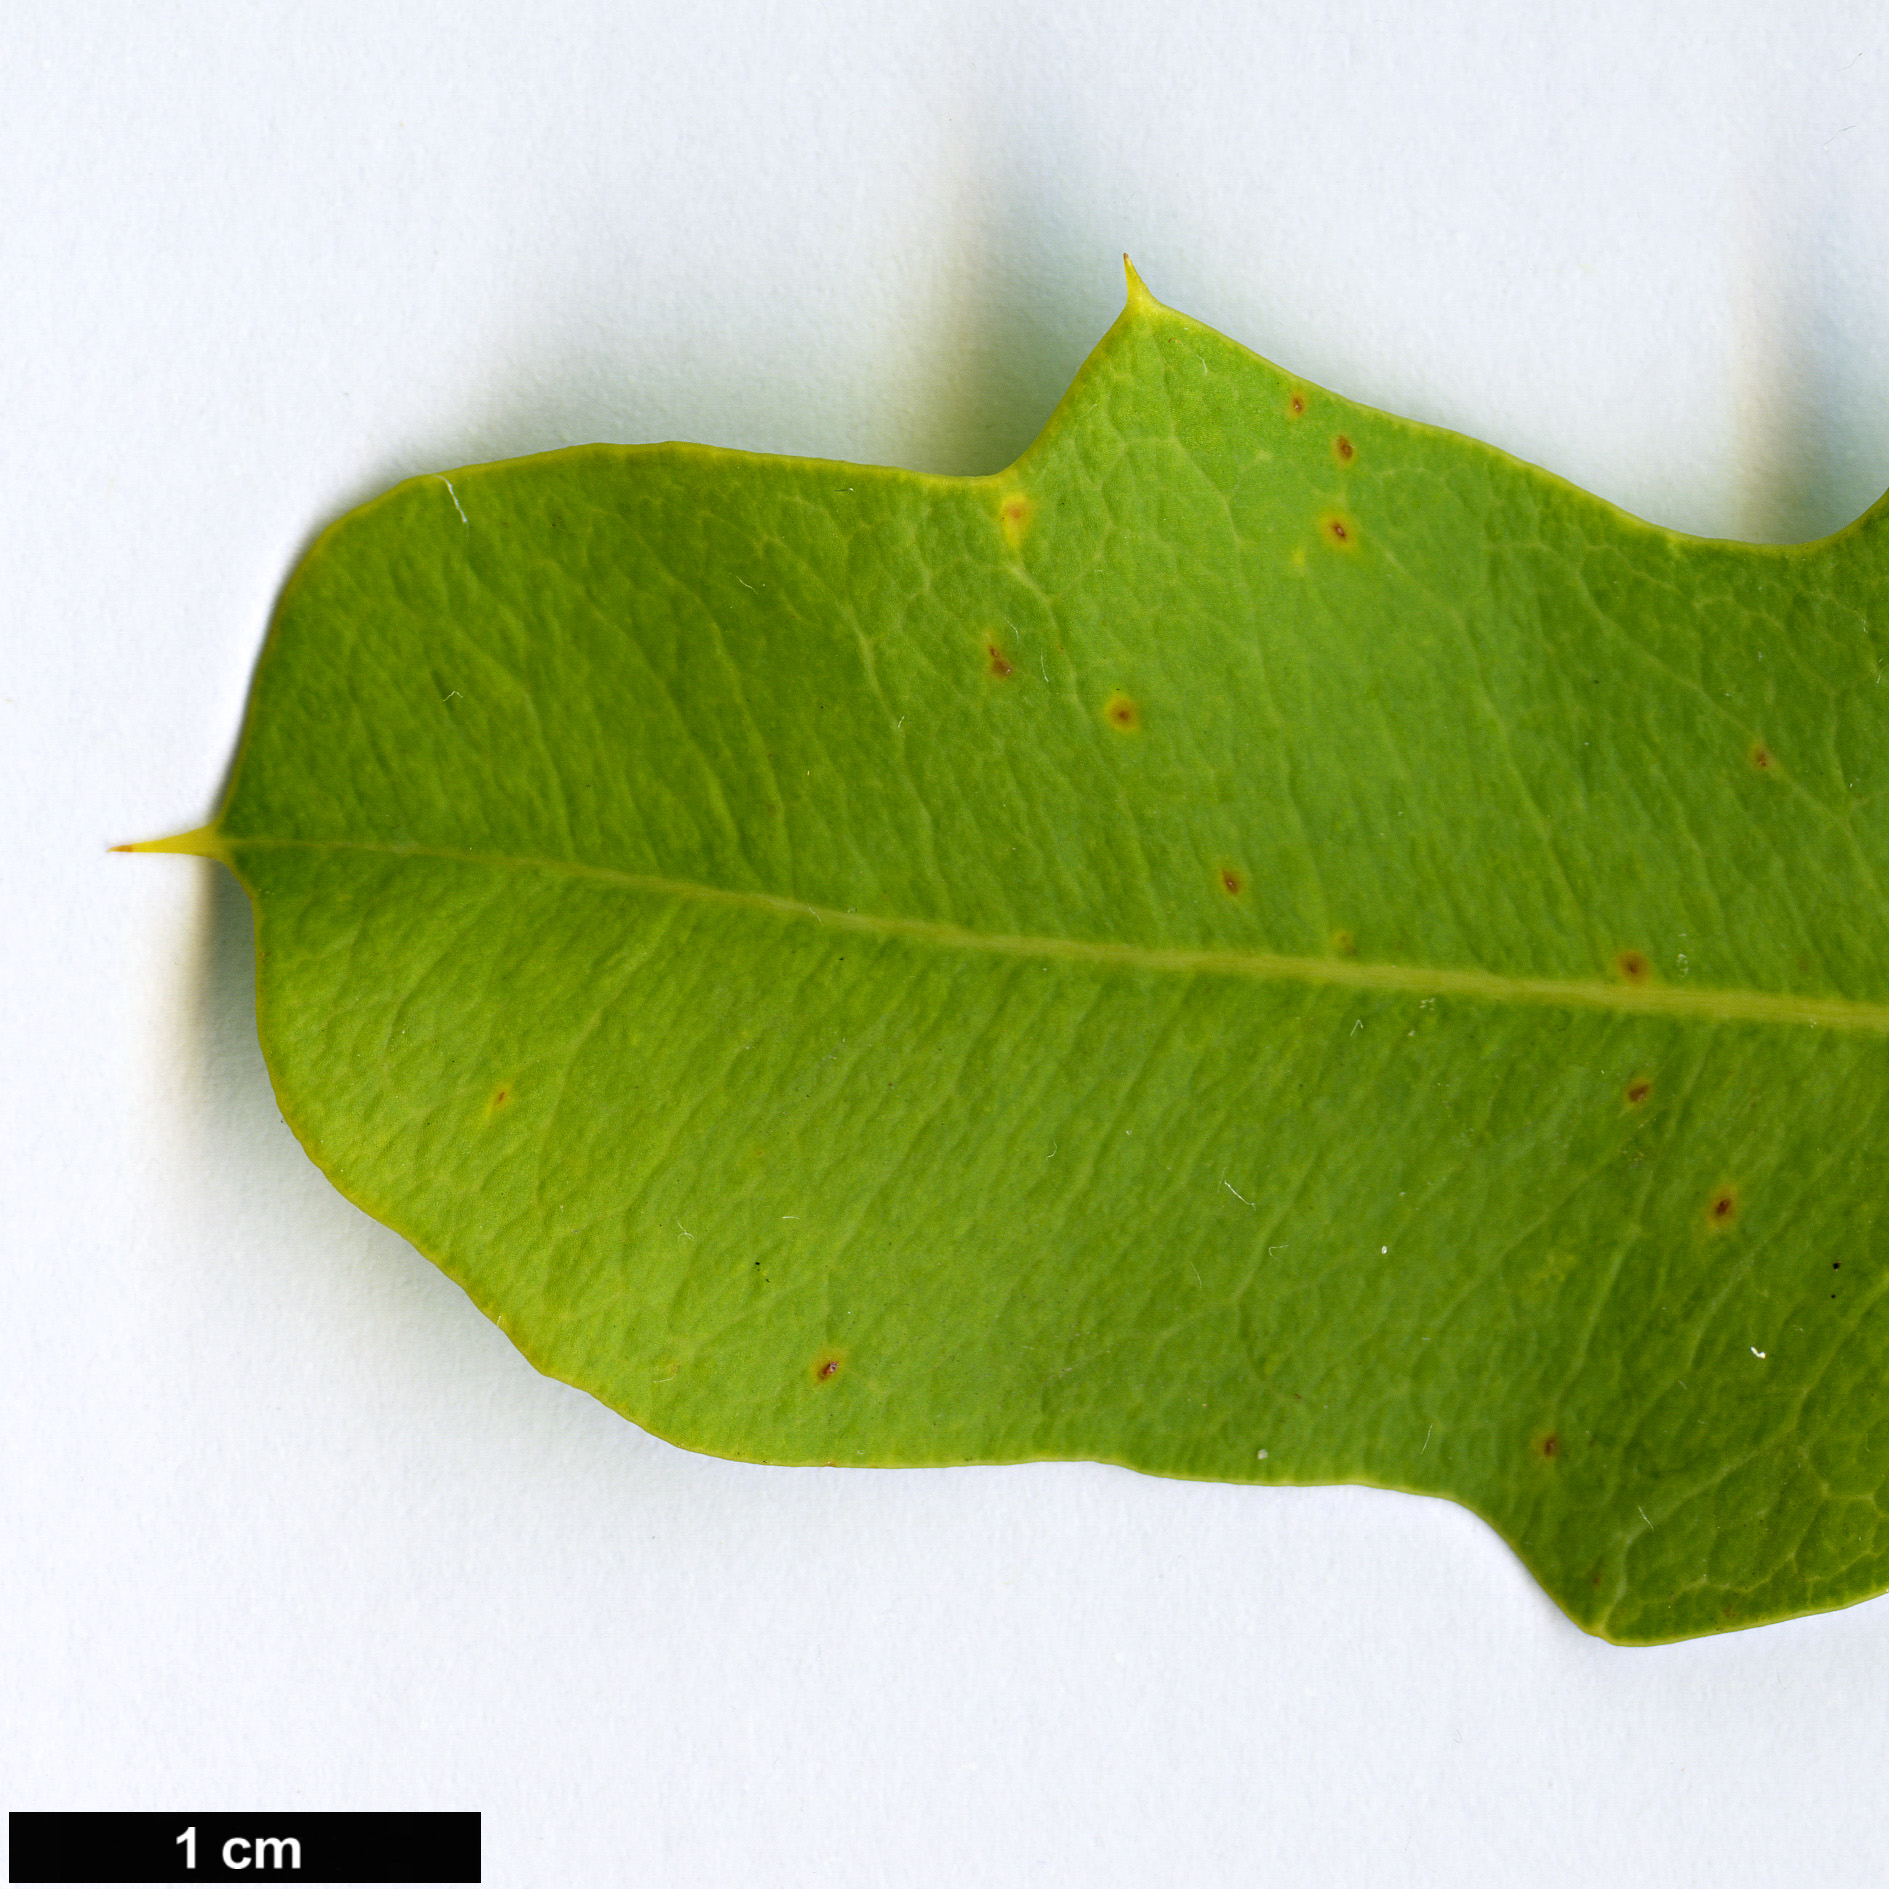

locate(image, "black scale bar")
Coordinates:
8 1813 479 1885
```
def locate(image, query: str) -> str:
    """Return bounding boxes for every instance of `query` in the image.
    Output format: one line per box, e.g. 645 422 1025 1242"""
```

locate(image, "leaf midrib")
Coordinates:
222 832 1889 1034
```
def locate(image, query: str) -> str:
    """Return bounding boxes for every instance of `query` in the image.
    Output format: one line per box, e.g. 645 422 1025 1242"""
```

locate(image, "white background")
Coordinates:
6 5 1889 1884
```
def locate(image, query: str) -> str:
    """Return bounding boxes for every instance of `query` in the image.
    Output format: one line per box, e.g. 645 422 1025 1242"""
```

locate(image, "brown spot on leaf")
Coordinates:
1334 434 1355 463
999 493 1033 547
1750 742 1774 771
1321 513 1356 548
1219 867 1244 897
1287 392 1306 417
1104 691 1140 732
1707 1186 1739 1230
813 1354 843 1383
1541 1433 1560 1458
1625 1078 1652 1107
987 644 1014 679
1332 929 1356 956
1615 950 1650 985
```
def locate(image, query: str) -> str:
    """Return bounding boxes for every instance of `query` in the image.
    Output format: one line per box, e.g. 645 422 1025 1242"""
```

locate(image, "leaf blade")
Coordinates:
191 276 1889 1642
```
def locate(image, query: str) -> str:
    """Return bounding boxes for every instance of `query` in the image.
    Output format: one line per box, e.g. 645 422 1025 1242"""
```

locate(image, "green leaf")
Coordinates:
135 263 1889 1643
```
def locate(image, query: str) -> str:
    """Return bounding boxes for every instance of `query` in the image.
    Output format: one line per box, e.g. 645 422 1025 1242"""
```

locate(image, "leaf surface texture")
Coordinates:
168 269 1889 1642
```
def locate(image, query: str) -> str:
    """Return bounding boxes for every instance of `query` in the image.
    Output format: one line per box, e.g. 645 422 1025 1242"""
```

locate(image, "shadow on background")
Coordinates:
1734 163 1889 545
182 855 290 1197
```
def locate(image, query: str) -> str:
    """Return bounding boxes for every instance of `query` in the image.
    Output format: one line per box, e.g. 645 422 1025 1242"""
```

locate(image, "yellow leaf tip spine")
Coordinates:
1122 254 1158 316
112 824 231 863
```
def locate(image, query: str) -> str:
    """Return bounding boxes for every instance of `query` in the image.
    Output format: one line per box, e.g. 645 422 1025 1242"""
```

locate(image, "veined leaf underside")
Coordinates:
132 264 1889 1644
